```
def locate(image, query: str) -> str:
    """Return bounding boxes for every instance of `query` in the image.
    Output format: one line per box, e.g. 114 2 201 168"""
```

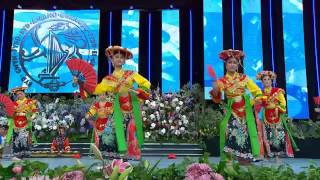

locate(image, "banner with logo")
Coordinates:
9 10 100 93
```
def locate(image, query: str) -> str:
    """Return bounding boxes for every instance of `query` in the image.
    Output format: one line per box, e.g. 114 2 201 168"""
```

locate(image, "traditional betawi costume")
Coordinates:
210 49 264 162
7 87 38 158
80 46 151 160
255 70 298 158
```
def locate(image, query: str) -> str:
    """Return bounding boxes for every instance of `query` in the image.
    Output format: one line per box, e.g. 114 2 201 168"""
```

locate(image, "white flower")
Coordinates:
141 111 146 116
175 106 181 112
178 121 182 126
162 120 167 124
175 130 181 135
35 125 42 131
145 132 151 138
80 118 86 126
169 119 173 124
145 100 150 104
150 114 156 120
143 117 147 121
164 101 169 105
150 123 156 129
42 124 48 129
172 98 179 102
160 128 166 135
183 119 189 125
159 103 164 108
55 98 60 104
182 115 187 120
170 126 175 130
53 115 59 121
155 111 160 115
150 101 157 109
53 125 57 130
180 127 185 131
178 101 184 106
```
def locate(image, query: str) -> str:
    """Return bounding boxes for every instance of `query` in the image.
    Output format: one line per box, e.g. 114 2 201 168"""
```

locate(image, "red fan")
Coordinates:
207 65 217 80
0 94 15 117
66 58 97 94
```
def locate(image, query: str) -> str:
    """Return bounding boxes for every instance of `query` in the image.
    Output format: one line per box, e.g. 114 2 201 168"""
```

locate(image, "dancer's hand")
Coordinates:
128 88 139 94
255 98 262 105
211 80 219 96
73 76 79 84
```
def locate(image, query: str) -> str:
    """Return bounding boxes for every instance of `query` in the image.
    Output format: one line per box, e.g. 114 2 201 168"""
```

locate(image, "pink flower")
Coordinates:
213 173 224 180
61 171 84 180
103 159 132 176
112 159 131 173
12 165 23 174
185 163 224 180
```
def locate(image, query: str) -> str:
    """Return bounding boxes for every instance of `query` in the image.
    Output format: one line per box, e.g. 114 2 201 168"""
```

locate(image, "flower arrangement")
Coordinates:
142 85 198 143
31 95 93 141
0 116 8 127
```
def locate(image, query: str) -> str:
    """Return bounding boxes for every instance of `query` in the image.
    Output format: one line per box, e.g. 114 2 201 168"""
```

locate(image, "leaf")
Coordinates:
119 166 133 180
110 165 119 180
148 159 160 175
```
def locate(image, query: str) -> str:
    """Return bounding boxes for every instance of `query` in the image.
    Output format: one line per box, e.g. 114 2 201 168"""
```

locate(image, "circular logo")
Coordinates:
11 12 98 92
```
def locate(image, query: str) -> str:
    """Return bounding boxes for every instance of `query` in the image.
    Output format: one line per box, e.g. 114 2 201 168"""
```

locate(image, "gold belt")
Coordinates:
16 113 26 116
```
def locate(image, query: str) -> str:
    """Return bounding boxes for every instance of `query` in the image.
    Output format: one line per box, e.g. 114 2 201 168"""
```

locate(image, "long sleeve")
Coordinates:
51 139 57 152
277 89 287 113
93 78 114 95
210 80 223 103
29 100 38 113
132 73 151 90
86 104 97 118
64 138 71 152
132 73 151 100
246 78 263 98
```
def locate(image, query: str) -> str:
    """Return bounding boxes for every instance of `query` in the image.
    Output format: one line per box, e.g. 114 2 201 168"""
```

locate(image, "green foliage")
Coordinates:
191 84 224 139
287 119 320 139
128 159 160 180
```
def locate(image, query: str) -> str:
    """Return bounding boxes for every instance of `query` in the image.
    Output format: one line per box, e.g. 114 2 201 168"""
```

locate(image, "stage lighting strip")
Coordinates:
269 0 275 72
0 10 6 75
313 0 320 96
231 0 235 48
108 12 113 74
148 13 151 81
189 10 193 89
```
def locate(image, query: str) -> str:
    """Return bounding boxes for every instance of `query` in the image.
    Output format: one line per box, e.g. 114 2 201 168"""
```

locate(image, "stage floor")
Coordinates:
1 157 320 173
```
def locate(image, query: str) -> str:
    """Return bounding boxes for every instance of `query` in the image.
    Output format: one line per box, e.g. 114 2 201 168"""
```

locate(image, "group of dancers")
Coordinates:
0 46 297 163
210 49 298 164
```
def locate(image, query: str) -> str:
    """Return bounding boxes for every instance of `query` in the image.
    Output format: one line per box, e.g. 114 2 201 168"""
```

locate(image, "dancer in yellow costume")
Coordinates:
210 49 264 164
7 87 38 159
75 46 150 160
256 71 298 161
